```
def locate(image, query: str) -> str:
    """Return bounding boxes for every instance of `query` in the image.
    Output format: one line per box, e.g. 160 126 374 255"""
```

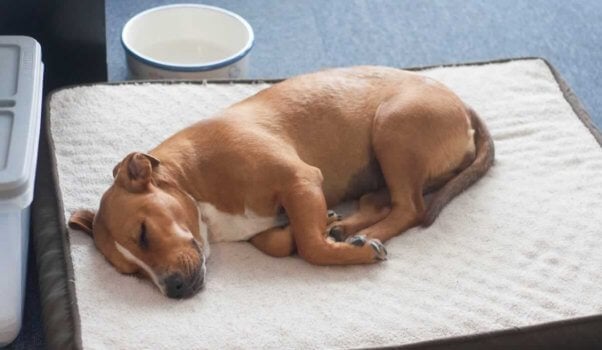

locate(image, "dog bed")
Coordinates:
34 58 602 349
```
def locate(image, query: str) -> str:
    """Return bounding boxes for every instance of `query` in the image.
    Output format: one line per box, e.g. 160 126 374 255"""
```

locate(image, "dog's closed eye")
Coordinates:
139 223 149 249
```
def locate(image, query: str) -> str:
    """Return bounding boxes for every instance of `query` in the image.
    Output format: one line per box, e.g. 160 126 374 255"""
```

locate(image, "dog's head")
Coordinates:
69 152 207 299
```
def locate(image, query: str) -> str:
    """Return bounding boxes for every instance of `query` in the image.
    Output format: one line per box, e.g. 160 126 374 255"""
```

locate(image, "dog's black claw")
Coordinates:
327 210 342 221
328 226 345 242
369 239 388 260
346 235 367 247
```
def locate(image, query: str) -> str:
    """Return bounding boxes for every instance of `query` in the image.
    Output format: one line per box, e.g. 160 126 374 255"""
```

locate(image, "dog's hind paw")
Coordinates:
369 239 388 261
326 210 345 241
328 225 345 242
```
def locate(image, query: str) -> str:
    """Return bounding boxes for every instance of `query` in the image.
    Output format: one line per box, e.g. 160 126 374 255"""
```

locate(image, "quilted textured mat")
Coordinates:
47 59 602 349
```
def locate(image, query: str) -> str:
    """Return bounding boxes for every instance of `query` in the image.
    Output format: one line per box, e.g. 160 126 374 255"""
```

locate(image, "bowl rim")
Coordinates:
121 3 254 72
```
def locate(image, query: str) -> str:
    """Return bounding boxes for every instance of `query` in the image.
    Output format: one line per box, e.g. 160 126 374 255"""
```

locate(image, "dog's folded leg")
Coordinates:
250 208 344 257
249 226 296 258
282 179 386 265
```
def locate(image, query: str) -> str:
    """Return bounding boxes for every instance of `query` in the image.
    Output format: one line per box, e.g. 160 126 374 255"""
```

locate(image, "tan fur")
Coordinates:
69 66 494 297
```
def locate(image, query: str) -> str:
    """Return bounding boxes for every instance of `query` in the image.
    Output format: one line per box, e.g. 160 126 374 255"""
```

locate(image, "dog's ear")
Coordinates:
69 209 96 236
112 161 122 178
114 152 160 192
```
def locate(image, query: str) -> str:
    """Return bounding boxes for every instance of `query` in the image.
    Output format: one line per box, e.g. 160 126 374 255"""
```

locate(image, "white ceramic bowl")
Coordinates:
122 4 254 79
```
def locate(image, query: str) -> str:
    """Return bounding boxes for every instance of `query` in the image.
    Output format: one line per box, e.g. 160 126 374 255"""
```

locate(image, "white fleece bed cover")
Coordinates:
49 59 602 349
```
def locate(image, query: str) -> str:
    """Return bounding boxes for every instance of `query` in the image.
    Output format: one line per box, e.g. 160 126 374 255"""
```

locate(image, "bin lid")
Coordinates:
0 36 43 206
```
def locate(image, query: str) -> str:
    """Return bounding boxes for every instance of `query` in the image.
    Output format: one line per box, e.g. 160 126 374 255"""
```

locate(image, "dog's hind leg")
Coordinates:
327 189 391 241
354 155 424 243
352 98 430 243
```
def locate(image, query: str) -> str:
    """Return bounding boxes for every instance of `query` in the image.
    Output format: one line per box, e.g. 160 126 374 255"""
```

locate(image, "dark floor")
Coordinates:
7 1 602 349
107 0 602 125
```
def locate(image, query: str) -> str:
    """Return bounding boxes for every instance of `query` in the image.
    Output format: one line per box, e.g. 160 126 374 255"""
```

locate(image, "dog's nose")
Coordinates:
163 271 205 299
164 273 185 298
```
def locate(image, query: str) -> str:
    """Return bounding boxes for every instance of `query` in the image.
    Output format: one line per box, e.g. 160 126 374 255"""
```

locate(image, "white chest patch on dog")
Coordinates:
197 202 288 243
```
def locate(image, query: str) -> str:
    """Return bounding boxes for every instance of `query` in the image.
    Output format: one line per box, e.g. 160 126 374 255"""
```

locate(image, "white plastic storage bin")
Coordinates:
0 36 43 346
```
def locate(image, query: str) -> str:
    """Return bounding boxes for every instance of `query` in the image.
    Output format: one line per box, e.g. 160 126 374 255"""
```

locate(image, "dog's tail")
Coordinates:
421 107 495 227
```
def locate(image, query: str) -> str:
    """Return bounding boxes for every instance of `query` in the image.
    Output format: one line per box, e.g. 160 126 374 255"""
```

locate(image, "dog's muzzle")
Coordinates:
162 256 206 299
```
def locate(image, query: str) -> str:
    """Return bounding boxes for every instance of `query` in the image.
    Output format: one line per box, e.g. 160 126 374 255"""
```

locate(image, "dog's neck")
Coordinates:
151 150 208 202
148 119 248 215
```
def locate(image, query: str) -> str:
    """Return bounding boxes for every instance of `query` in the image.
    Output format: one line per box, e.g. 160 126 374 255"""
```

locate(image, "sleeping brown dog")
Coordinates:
69 66 494 298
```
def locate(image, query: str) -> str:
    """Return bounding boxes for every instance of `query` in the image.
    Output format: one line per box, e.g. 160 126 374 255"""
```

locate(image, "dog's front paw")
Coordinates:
345 235 388 261
368 239 387 261
346 234 367 246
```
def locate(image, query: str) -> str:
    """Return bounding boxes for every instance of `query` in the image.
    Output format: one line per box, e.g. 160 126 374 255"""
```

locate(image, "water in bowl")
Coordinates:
139 39 232 65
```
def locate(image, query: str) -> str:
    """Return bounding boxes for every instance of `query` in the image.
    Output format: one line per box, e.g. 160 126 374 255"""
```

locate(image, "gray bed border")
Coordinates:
32 57 602 350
